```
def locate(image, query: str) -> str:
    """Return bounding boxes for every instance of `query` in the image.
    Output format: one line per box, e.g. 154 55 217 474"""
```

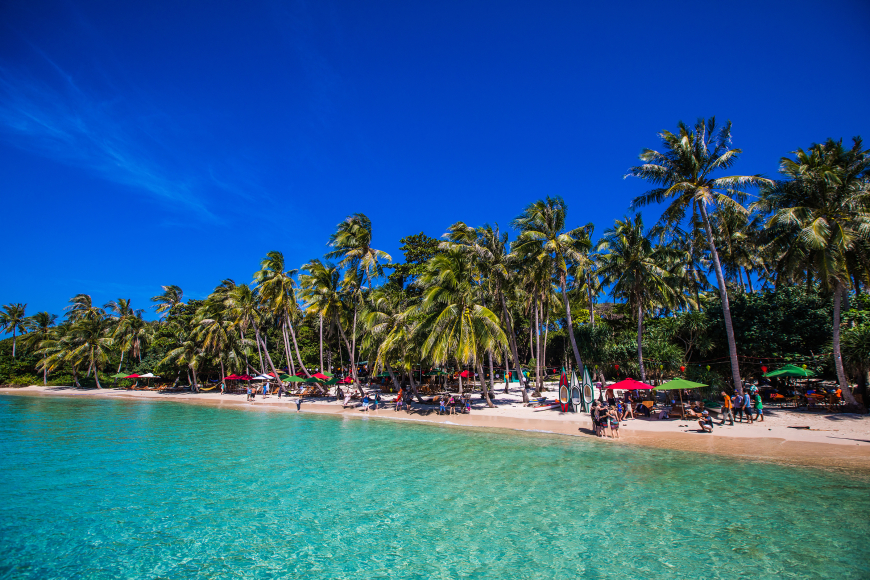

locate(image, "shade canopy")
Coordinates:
280 375 307 383
311 372 331 380
321 371 334 377
124 374 141 379
111 373 129 379
252 374 273 381
225 374 252 381
763 364 815 378
610 378 654 391
138 373 160 379
654 378 708 390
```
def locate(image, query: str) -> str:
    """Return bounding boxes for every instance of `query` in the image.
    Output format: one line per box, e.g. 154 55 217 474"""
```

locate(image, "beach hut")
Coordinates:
654 378 707 420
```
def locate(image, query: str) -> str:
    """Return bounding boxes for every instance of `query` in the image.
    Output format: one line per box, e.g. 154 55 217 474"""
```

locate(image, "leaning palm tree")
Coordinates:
0 303 28 358
151 285 185 318
417 249 508 395
299 259 366 397
254 251 311 377
512 196 593 378
627 117 772 393
105 298 147 372
754 137 870 404
159 329 204 392
596 215 676 382
67 318 113 389
23 312 57 383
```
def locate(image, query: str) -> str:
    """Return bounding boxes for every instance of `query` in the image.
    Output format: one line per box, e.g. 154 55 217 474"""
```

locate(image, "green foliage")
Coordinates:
387 232 442 291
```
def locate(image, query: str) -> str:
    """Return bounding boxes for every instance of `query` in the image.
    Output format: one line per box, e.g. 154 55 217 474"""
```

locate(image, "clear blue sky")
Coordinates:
1 0 868 324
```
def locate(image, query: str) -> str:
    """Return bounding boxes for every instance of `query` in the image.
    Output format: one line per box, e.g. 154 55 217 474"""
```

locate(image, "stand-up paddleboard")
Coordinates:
558 370 569 412
582 367 595 411
570 370 581 413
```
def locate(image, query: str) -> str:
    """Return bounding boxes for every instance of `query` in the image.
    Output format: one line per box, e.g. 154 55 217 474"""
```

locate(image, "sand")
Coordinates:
3 384 869 473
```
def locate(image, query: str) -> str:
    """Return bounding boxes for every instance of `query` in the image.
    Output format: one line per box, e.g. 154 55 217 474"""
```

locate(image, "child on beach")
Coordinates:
609 406 620 439
465 396 471 414
362 394 370 412
246 386 252 401
439 397 447 415
220 382 225 396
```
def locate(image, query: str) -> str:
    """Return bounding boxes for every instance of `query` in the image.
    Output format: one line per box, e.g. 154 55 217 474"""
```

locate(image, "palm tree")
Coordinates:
0 303 28 358
105 298 147 372
417 249 508 395
361 286 419 397
596 215 676 382
255 251 311 377
299 259 366 397
627 117 772 393
512 196 593 379
159 328 203 391
151 285 185 317
326 213 392 389
225 282 273 376
754 138 870 404
23 312 57 384
68 318 113 388
65 294 105 322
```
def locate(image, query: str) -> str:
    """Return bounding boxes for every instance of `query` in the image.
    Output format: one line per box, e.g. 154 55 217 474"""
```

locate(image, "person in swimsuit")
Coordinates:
448 396 456 415
395 388 404 412
220 382 226 396
465 396 471 414
609 406 620 439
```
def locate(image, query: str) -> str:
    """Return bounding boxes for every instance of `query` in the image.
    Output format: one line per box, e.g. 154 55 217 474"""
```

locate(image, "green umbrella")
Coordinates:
654 378 707 420
321 371 334 377
763 364 815 378
654 378 707 390
376 372 391 378
280 375 307 383
111 373 129 379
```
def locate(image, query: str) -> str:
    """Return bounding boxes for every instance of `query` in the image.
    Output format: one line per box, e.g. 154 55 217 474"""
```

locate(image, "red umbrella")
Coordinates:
460 370 471 378
224 374 240 380
238 375 253 381
125 374 141 379
312 372 330 380
609 378 654 390
338 376 354 384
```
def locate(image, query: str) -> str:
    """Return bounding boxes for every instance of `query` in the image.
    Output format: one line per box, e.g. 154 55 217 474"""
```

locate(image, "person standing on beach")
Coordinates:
752 390 764 422
220 381 226 396
733 390 744 422
438 396 446 415
295 397 302 412
608 405 620 439
720 391 734 425
743 391 754 424
246 385 251 401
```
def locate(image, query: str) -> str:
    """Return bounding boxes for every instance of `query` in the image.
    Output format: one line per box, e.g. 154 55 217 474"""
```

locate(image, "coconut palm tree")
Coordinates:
512 196 593 379
417 249 508 395
299 259 365 397
22 312 57 383
65 294 105 322
326 213 392 386
754 137 870 404
254 251 311 377
159 328 204 392
105 298 147 372
627 117 772 393
151 285 185 318
0 303 28 358
67 318 113 388
596 214 676 382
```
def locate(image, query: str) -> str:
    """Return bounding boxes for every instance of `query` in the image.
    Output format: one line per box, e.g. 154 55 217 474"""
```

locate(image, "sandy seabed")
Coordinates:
3 384 870 474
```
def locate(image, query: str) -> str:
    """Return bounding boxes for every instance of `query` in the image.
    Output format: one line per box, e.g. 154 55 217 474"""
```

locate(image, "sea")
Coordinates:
0 395 868 579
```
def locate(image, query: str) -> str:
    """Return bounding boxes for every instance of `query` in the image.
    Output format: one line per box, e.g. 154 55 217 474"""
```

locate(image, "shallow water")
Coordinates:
1 396 868 579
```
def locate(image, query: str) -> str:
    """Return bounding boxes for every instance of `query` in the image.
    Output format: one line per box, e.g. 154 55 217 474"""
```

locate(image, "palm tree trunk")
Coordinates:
220 358 225 382
502 348 510 394
117 350 125 373
43 365 47 386
319 314 324 372
833 280 857 405
499 291 528 403
253 328 266 374
257 336 282 387
385 361 401 391
406 364 423 403
738 267 746 292
458 368 463 395
190 364 199 392
93 361 102 389
637 302 646 383
336 320 365 397
534 296 542 395
587 272 595 326
287 318 311 377
479 359 493 407
281 320 295 376
745 268 754 293
487 349 496 393
12 330 16 359
559 273 585 381
698 202 743 394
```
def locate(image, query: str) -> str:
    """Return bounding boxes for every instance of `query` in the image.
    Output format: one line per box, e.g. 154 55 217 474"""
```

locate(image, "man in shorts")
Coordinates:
720 391 734 425
743 391 754 424
699 410 714 433
733 390 745 422
753 390 764 422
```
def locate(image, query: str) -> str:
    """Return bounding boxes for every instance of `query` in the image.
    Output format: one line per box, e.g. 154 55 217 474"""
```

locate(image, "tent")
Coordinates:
610 378 654 391
763 364 815 378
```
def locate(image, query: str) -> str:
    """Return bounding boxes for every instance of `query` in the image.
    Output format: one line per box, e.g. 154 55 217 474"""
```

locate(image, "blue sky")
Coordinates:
1 0 868 324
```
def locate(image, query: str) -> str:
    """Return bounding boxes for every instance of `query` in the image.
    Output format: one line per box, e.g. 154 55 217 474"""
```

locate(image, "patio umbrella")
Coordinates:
252 374 273 381
610 378 654 391
311 372 331 380
321 371 334 377
224 374 240 380
111 373 129 379
238 375 253 381
280 375 307 382
124 374 141 379
138 373 160 379
763 364 815 378
655 378 707 420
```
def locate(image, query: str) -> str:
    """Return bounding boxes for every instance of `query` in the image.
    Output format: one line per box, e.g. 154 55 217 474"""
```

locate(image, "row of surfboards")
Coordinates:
531 367 601 413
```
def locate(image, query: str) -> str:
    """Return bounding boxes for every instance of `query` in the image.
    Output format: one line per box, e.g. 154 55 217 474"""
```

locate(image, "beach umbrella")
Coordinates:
763 364 815 378
124 374 141 379
610 378 654 391
321 371 334 377
238 375 252 381
111 373 129 379
252 374 273 381
311 372 331 380
655 378 707 420
138 373 160 379
224 374 240 380
280 375 307 383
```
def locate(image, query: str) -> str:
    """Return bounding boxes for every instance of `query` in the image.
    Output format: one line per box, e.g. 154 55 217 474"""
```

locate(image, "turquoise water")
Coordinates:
1 396 868 580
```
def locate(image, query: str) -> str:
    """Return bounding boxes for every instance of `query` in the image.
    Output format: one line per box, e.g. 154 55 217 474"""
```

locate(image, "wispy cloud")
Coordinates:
0 55 222 221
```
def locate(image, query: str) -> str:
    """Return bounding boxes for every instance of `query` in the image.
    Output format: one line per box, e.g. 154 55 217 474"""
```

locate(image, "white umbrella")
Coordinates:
138 373 160 379
252 374 273 381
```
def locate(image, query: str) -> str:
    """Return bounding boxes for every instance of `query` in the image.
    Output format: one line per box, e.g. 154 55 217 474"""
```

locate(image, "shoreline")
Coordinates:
3 385 870 474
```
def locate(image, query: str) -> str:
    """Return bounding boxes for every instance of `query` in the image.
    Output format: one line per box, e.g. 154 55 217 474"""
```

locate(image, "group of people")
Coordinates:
437 394 472 415
590 400 622 438
713 387 764 430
